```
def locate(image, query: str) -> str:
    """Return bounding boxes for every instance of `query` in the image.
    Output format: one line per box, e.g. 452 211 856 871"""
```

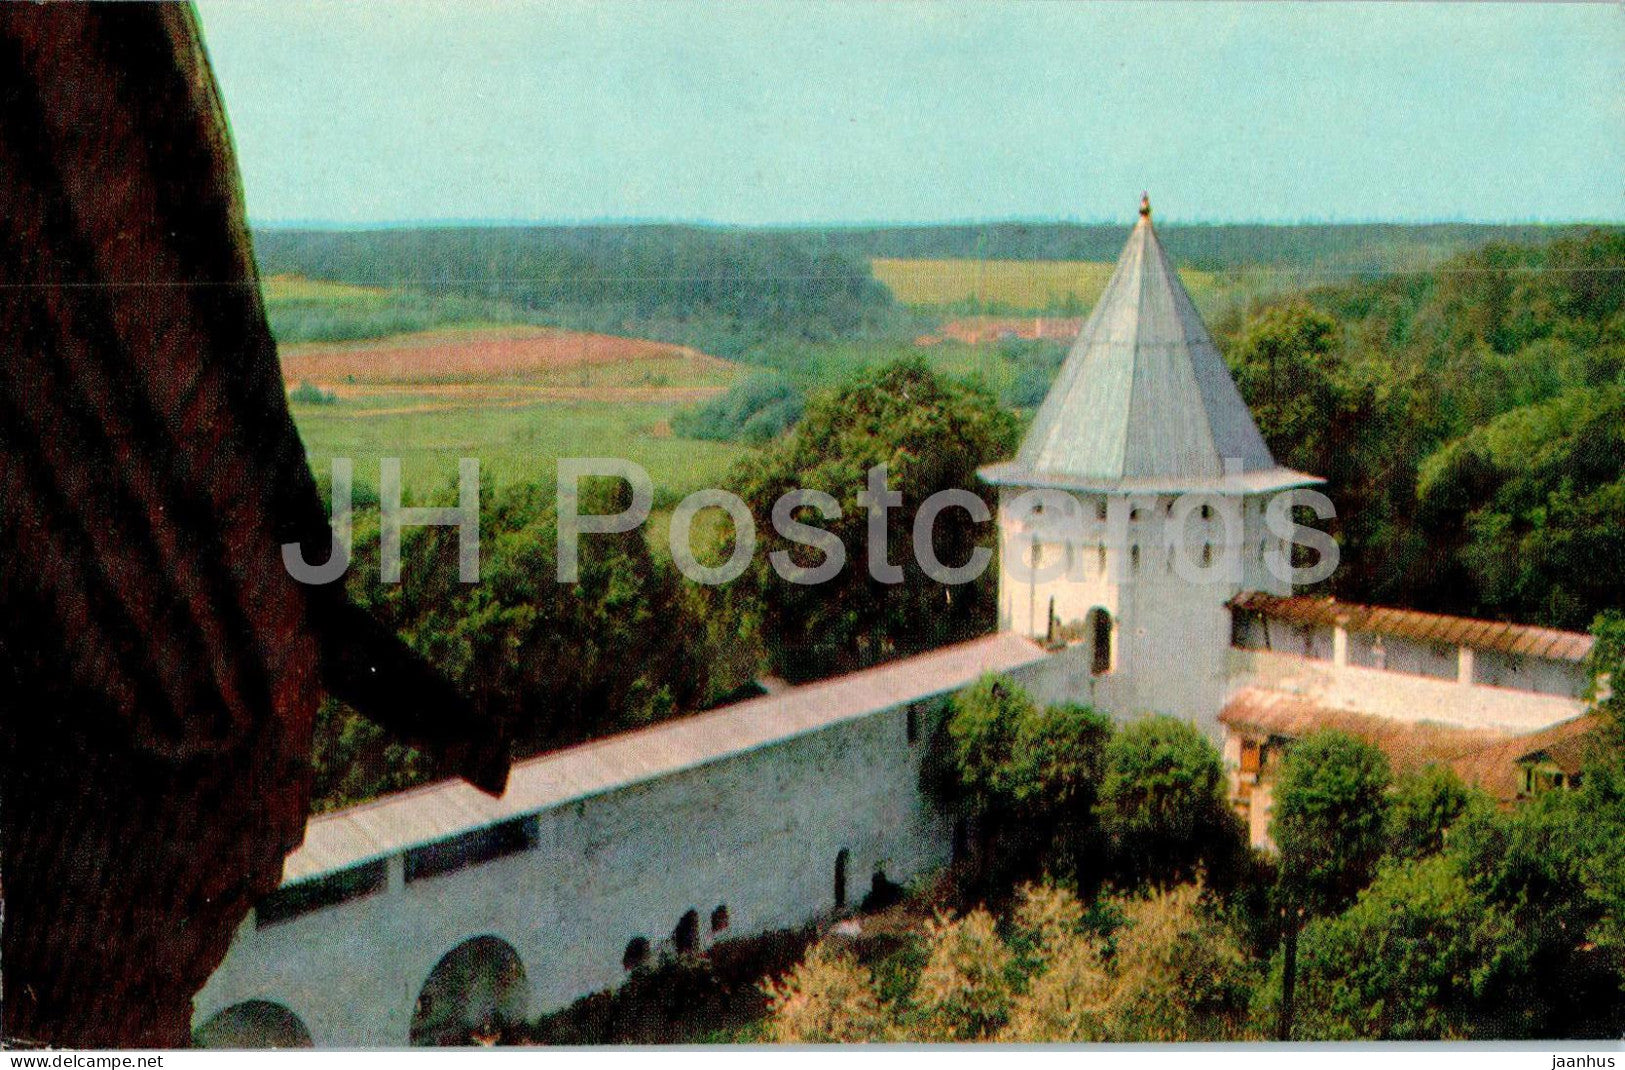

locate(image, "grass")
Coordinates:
292 393 753 500
262 274 395 302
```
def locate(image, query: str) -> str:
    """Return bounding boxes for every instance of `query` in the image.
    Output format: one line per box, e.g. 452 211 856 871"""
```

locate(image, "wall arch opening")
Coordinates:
194 1000 313 1049
409 935 528 1047
673 909 701 955
1087 607 1113 676
623 936 651 971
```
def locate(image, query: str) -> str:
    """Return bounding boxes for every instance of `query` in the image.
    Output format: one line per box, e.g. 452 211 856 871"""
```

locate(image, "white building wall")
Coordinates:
1228 647 1587 733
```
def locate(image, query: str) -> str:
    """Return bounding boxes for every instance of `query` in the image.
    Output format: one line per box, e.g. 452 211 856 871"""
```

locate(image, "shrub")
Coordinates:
762 944 889 1043
287 379 337 405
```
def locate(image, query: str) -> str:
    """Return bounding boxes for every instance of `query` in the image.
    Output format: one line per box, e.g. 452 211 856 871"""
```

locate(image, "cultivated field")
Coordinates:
872 257 1288 321
281 325 736 393
279 315 751 499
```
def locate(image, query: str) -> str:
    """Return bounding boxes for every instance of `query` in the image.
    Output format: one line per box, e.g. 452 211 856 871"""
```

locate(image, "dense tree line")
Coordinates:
801 221 1600 274
255 225 897 359
1221 228 1625 629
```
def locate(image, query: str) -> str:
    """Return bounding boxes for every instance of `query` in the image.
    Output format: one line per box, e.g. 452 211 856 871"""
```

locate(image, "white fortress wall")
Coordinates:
193 636 1069 1047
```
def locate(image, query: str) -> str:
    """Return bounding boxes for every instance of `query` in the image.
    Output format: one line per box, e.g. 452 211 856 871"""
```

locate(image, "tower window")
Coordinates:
1201 543 1213 567
1089 608 1113 676
1201 504 1213 520
1096 499 1108 522
1130 545 1141 572
1097 545 1107 574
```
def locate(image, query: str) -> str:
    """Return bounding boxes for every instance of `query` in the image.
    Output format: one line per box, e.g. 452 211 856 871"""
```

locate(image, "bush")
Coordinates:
911 909 1015 1040
672 375 805 443
762 944 890 1043
287 379 337 405
1004 883 1256 1042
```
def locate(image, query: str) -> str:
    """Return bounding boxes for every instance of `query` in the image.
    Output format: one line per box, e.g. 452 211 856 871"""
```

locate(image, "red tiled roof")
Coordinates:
1220 687 1506 779
1220 687 1602 804
1230 592 1595 664
1445 714 1601 804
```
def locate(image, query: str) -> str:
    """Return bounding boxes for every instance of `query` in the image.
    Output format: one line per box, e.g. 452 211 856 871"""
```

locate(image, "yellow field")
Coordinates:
871 257 1228 312
262 273 394 301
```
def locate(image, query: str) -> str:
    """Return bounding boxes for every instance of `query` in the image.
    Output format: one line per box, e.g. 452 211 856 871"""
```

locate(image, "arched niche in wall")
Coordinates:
409 934 529 1047
1086 606 1114 676
193 1000 314 1049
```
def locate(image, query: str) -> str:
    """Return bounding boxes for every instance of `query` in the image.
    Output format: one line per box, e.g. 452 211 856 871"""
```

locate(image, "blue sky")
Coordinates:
195 0 1623 227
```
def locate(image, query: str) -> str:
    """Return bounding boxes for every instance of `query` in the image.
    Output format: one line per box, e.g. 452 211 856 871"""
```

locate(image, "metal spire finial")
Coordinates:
1139 191 1151 219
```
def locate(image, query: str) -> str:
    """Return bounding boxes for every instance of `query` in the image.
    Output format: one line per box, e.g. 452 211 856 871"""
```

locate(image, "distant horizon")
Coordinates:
247 214 1622 233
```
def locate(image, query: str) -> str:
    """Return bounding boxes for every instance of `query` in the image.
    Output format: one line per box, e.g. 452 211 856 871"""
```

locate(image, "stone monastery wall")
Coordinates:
193 638 1074 1047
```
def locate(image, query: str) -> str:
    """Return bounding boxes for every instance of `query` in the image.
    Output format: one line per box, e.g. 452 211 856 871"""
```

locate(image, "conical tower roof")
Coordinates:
982 198 1319 494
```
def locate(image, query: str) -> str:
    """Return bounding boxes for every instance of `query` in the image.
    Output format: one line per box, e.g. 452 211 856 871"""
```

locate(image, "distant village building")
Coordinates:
193 200 1601 1045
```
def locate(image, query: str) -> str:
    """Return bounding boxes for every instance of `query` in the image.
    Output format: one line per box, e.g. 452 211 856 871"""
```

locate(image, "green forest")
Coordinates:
1218 227 1625 630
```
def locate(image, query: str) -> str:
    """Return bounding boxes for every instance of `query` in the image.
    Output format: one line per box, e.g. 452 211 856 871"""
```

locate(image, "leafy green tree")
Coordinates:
1385 764 1481 862
313 477 720 808
1265 854 1516 1040
1271 730 1391 917
933 676 1112 890
1447 775 1625 1037
1095 717 1239 888
728 359 1018 682
1587 609 1625 744
1227 302 1356 479
1415 388 1625 628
